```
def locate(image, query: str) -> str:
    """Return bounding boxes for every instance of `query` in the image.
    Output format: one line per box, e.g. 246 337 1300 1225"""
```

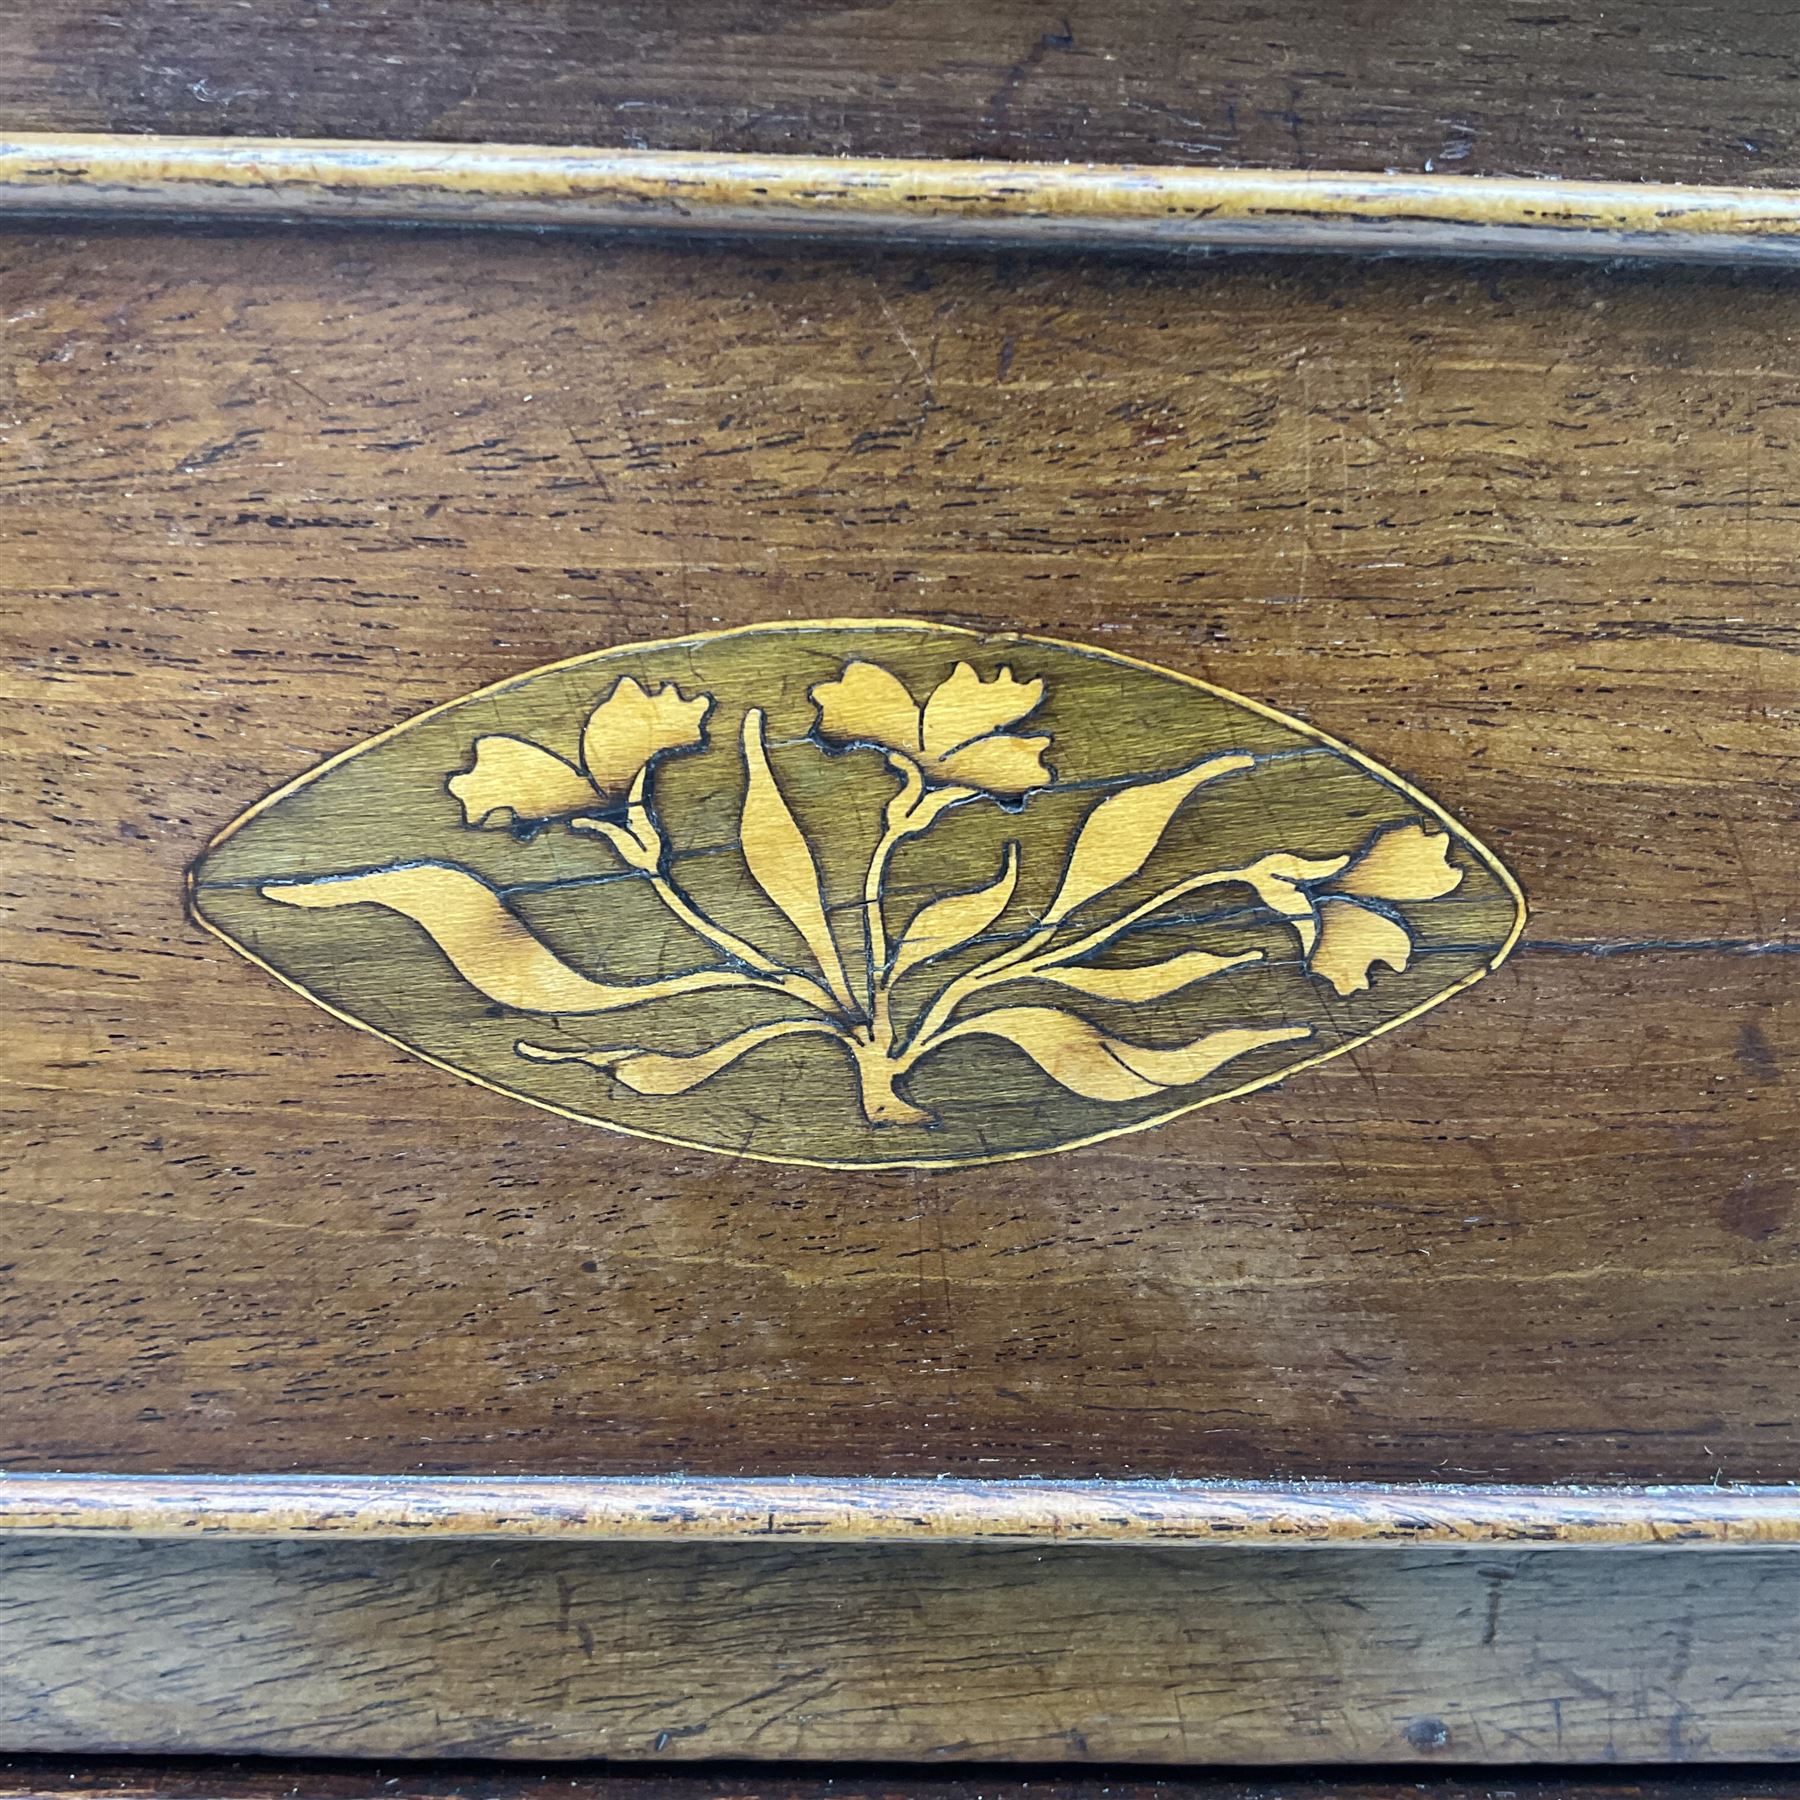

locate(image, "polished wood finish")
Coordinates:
5 9 1800 1786
4 5 1800 1775
1 2 1797 190
7 135 1800 262
0 1538 1795 1761
3 226 1797 1484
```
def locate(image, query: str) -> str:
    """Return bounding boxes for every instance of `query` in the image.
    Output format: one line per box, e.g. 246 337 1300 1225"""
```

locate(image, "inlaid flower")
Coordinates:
449 678 711 830
810 659 1052 798
1236 824 1463 995
1308 823 1462 993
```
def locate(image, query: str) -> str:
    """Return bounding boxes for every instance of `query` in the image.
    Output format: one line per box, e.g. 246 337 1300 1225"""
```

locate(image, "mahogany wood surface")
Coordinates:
0 1 1797 190
2 225 1796 1485
4 5 1800 1779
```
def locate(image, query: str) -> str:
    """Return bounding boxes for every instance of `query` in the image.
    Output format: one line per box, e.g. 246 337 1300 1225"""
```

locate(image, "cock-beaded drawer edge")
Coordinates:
5 130 1800 262
0 1473 1796 1547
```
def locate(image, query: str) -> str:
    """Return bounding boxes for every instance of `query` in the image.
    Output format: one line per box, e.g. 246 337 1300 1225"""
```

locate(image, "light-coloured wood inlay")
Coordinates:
186 622 1524 1168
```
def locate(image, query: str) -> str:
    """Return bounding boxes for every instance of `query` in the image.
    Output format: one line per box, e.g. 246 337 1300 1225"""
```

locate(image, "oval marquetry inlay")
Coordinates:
188 621 1525 1167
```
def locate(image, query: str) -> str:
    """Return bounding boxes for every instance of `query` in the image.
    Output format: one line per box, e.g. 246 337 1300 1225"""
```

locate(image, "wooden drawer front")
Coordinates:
5 0 1800 1768
4 228 1797 1488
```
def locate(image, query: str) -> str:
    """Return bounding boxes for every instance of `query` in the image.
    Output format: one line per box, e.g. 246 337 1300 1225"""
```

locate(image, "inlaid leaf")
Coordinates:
519 1020 841 1095
932 1006 1311 1102
260 863 748 1013
1044 753 1254 924
1030 948 1261 1003
188 621 1526 1168
888 845 1019 984
737 706 856 1012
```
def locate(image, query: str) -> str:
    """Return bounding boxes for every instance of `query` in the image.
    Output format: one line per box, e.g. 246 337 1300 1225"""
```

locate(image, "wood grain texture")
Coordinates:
3 1473 1796 1546
0 1 1798 190
0 1538 1796 1761
8 136 1800 263
2 226 1798 1483
6 1774 1800 1800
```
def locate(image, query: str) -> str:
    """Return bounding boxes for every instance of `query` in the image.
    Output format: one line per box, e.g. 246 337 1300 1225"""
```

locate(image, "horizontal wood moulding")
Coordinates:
5 132 1800 262
1 1475 1797 1546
